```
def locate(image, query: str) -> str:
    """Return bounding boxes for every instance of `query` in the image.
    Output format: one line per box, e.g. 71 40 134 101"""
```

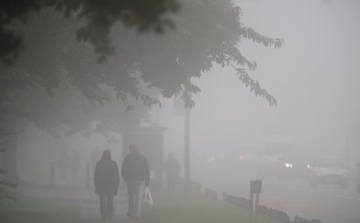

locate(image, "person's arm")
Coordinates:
121 157 128 183
94 161 100 188
144 158 150 186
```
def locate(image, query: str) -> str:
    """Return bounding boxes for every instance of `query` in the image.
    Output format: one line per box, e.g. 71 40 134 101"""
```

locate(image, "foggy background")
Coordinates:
0 1 359 223
158 0 360 170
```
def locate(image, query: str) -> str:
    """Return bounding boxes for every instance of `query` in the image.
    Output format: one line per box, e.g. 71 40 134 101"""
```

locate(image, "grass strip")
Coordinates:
142 190 281 223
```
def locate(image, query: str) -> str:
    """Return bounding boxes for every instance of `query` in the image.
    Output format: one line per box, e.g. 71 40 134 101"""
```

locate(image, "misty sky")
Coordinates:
3 3 359 223
155 0 360 160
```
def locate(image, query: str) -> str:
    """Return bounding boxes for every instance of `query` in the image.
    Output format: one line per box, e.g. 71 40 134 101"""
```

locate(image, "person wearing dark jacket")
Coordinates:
164 153 180 190
121 144 150 220
94 150 120 220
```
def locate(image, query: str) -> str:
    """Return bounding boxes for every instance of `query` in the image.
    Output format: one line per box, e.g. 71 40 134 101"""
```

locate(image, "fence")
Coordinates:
161 177 324 223
257 204 291 223
223 191 323 223
223 192 251 210
293 216 323 223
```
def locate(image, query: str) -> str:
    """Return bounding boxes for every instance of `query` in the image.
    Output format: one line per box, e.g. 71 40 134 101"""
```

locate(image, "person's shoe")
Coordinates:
135 216 141 220
127 212 134 219
108 214 114 219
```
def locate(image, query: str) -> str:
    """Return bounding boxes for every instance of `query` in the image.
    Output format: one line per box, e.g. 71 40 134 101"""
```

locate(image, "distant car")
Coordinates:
356 162 360 193
278 152 313 180
310 156 349 188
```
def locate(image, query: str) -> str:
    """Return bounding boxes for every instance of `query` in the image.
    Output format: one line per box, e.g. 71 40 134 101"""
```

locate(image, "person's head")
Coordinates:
102 150 111 160
129 143 140 154
168 153 174 160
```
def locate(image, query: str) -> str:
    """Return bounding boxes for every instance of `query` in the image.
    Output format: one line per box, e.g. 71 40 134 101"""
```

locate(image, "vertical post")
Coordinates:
50 162 54 188
254 180 262 223
254 191 260 223
344 132 349 166
86 163 90 188
184 108 191 192
249 180 254 223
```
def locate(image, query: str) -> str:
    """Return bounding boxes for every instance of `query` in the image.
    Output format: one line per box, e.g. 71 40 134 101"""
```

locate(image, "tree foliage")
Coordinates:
0 1 285 182
0 0 180 66
0 0 284 136
0 11 156 137
106 0 283 107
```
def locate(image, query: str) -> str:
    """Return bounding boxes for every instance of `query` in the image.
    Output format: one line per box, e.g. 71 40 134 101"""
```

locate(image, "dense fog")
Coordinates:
0 1 359 223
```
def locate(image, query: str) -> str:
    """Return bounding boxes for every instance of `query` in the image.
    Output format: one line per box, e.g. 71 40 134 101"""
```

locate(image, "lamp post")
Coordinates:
184 108 191 192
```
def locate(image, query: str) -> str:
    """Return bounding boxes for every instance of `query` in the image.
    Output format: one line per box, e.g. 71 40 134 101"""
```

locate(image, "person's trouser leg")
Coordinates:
127 182 136 217
134 182 145 218
99 192 107 220
107 193 114 219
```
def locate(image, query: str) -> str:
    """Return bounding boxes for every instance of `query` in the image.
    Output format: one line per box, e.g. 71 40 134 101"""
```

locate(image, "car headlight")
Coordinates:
307 165 311 169
285 163 290 168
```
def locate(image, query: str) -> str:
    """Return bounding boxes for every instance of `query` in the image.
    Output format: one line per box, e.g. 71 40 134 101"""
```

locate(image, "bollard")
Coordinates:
249 180 254 223
50 162 55 188
86 163 90 188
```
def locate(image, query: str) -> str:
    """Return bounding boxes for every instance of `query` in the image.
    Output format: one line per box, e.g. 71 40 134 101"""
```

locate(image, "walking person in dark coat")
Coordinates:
94 150 120 220
121 144 150 220
164 153 180 191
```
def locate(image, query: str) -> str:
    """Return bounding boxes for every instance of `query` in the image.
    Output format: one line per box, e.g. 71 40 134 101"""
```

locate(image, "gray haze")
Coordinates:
156 1 360 222
159 0 360 158
1 1 359 223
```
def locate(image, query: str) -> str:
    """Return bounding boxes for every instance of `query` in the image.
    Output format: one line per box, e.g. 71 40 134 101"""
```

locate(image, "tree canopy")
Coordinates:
0 0 180 65
0 0 284 185
0 0 284 134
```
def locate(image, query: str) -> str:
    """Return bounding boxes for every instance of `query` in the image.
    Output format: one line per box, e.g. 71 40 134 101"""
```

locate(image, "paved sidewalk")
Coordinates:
22 184 143 223
79 195 139 223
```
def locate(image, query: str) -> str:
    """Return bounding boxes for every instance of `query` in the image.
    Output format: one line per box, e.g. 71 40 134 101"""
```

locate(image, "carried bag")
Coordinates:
143 186 154 206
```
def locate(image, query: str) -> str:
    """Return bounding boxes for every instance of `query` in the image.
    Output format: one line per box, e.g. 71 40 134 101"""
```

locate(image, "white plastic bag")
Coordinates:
143 186 154 206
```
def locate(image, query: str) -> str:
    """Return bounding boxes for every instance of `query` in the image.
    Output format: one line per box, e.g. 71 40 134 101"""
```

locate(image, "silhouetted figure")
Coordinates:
122 144 150 220
57 148 70 179
164 153 180 190
94 150 120 220
70 149 81 177
91 146 102 173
